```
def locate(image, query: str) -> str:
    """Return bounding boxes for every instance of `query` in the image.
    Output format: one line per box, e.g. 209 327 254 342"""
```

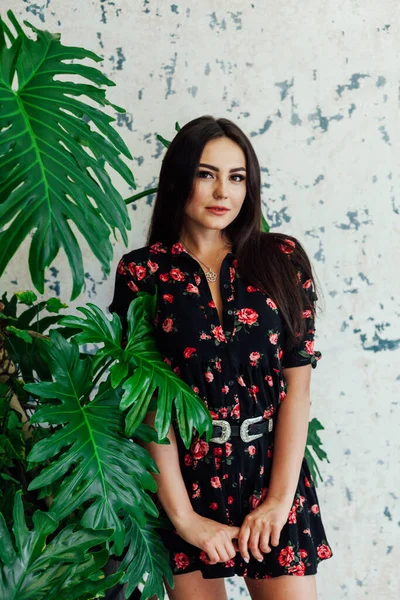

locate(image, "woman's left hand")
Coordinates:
238 497 291 563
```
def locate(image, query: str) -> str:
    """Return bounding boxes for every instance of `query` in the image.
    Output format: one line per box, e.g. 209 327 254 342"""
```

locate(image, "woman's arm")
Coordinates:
139 410 194 527
265 364 311 508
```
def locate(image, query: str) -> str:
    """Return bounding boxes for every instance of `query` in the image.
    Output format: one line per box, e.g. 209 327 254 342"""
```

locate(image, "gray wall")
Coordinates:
3 2 400 599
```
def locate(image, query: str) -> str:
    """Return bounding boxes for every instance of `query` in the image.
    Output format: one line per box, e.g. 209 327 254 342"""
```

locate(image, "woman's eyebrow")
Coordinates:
199 163 246 173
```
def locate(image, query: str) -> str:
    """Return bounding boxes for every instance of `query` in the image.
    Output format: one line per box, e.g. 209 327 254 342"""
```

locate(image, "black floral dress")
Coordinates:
109 236 334 580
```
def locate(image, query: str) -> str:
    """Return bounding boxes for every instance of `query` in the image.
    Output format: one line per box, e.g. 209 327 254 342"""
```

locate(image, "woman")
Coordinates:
109 116 333 600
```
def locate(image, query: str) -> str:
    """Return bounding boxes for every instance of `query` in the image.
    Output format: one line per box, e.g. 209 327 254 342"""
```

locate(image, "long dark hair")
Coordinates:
146 115 322 353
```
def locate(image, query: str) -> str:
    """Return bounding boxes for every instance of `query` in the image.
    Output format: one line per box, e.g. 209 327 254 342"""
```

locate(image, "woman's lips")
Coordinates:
206 207 229 215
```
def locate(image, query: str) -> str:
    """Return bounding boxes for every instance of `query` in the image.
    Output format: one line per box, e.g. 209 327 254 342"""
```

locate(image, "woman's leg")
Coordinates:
244 574 318 600
149 571 228 600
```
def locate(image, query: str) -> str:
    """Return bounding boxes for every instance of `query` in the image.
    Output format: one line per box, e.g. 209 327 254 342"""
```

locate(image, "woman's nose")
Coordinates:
213 179 229 199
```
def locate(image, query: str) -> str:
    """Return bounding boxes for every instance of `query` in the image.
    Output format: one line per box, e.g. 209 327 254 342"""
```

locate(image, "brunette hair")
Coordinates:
147 115 322 353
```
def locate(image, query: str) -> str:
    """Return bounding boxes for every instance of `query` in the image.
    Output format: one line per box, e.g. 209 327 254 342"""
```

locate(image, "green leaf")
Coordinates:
46 298 68 313
61 296 213 448
0 12 134 300
305 417 330 486
261 213 270 233
0 490 121 600
15 291 37 306
24 330 159 554
120 515 173 600
4 326 33 344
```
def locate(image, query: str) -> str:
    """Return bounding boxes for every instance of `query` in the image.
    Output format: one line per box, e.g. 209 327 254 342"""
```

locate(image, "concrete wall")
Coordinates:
3 2 400 598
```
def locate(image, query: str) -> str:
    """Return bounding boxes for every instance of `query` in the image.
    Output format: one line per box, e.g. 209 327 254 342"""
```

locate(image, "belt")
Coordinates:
210 415 273 444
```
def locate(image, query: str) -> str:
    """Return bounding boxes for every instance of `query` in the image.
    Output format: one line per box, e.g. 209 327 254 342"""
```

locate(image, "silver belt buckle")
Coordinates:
210 419 231 444
240 415 273 442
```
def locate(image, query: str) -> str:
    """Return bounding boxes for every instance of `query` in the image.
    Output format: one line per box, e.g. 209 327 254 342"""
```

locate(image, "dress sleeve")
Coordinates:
108 253 153 341
281 264 322 370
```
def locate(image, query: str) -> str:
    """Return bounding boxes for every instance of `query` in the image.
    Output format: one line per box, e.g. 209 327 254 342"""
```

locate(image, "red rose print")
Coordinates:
204 371 214 383
127 280 139 293
264 375 273 387
173 366 181 377
127 261 136 277
193 386 200 394
190 439 209 460
149 241 166 254
311 504 320 514
225 559 235 568
209 502 218 511
288 506 297 524
299 549 308 558
213 325 227 343
186 283 199 294
278 546 295 567
229 267 235 282
303 528 311 535
317 543 332 559
303 309 312 318
304 476 311 488
135 265 147 280
266 297 277 310
215 359 222 372
194 273 201 285
222 385 229 394
208 300 216 308
163 357 172 366
246 285 258 292
219 407 228 418
227 496 234 504
287 561 306 576
171 242 185 254
278 238 296 254
278 348 283 360
200 551 211 564
303 278 313 289
174 552 190 570
247 445 256 456
249 351 260 365
230 403 240 419
183 454 192 466
200 332 211 340
249 494 261 510
163 293 174 303
170 268 185 282
237 375 246 386
159 272 170 282
237 308 259 325
305 340 315 355
214 447 223 456
183 347 196 359
269 333 278 345
117 260 126 275
162 318 173 333
147 260 159 273
211 476 222 488
215 457 221 470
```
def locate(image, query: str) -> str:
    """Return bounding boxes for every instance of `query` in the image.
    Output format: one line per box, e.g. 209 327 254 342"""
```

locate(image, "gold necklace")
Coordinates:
180 239 231 282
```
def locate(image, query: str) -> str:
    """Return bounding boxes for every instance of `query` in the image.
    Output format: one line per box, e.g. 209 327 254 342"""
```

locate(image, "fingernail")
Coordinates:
244 557 249 563
257 558 263 562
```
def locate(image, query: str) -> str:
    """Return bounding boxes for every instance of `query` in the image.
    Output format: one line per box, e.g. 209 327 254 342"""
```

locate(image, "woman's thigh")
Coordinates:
148 571 228 600
244 574 318 600
150 571 228 600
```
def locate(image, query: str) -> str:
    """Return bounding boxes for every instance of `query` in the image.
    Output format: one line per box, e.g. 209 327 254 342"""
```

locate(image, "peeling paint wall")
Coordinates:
2 2 400 599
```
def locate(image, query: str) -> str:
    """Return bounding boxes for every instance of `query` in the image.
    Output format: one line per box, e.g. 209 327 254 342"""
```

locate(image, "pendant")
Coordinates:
205 268 217 282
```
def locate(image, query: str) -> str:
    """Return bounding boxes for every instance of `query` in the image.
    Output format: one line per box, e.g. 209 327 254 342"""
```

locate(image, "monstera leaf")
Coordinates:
0 11 134 299
60 292 214 448
120 514 174 600
305 417 330 486
0 490 121 600
24 331 159 554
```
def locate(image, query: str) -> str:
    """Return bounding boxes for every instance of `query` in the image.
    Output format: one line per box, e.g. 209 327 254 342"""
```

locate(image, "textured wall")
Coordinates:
2 2 400 599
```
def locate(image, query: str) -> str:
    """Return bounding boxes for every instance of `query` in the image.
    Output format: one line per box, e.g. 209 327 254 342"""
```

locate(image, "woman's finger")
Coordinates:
269 522 282 547
238 522 251 563
248 529 264 562
259 528 272 553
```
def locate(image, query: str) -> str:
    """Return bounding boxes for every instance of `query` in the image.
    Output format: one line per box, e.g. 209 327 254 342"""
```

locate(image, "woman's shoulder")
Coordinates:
121 241 169 264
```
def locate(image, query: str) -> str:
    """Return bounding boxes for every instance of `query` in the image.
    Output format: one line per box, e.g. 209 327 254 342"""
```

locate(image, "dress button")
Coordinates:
228 380 234 385
223 284 229 289
227 310 233 315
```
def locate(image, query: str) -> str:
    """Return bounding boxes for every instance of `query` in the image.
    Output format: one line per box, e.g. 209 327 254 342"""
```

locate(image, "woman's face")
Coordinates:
183 137 247 235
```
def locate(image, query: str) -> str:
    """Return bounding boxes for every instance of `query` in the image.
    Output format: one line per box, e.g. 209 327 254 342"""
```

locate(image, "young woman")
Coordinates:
109 116 333 600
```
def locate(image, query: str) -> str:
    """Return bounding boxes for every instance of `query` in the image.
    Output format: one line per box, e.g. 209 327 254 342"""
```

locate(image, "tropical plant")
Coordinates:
0 9 330 600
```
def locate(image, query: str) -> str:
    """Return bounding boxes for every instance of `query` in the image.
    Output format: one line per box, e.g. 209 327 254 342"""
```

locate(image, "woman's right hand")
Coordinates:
175 513 241 565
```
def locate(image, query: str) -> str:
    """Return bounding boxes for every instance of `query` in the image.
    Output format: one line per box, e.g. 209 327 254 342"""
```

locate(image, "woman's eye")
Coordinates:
197 171 245 183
